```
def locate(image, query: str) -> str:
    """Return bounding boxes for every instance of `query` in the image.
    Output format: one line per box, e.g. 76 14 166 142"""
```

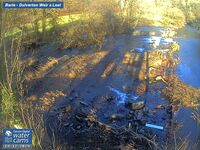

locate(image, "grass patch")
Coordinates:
24 57 58 81
5 14 82 37
1 84 15 126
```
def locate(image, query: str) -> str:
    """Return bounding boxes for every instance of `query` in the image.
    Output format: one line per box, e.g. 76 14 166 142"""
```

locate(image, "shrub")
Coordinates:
162 8 186 28
169 42 180 56
1 84 16 126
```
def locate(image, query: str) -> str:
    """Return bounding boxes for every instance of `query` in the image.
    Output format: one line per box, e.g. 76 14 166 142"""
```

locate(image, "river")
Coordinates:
175 26 200 148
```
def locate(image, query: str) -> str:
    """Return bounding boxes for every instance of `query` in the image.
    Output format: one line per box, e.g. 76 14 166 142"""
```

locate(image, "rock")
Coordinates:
172 104 180 113
137 111 144 120
75 110 89 122
109 114 124 121
128 122 132 129
126 101 145 110
76 125 82 130
74 93 79 98
65 105 72 113
134 119 144 126
69 97 74 101
48 111 59 117
103 95 114 102
75 109 89 122
80 101 89 107
155 104 163 109
136 83 147 96
129 111 134 115
86 121 94 127
135 48 145 53
161 98 165 101
51 107 58 112
106 96 114 101
75 115 84 122
149 31 156 36
126 114 133 120
155 76 163 81
64 123 70 127
101 62 115 78
138 129 145 135
123 85 131 92
68 71 76 78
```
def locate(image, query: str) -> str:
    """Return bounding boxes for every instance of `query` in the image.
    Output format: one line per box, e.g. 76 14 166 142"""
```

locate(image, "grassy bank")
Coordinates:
5 14 82 37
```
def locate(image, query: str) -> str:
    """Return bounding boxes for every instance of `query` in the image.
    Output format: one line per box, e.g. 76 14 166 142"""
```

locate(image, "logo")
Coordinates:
5 130 12 137
2 129 32 149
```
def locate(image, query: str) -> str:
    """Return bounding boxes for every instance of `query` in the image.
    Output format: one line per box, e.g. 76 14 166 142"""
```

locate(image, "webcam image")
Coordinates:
0 0 200 149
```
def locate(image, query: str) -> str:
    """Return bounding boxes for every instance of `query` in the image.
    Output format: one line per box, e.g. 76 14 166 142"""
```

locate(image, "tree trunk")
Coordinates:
0 4 3 46
42 9 47 41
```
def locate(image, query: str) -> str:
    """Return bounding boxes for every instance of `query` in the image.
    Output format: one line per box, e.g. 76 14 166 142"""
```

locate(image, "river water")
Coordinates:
136 26 200 148
175 26 200 148
176 26 200 88
127 26 200 148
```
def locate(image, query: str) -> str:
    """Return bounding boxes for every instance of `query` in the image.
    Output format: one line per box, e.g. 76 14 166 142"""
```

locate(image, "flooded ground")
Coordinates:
27 26 200 149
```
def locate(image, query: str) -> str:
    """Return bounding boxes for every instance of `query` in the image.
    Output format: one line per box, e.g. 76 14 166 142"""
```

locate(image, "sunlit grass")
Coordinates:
5 14 82 37
1 84 15 125
50 51 108 79
40 90 66 111
101 62 115 78
24 57 58 81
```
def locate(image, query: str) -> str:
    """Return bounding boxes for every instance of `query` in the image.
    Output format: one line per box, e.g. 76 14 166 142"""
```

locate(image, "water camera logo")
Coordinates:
2 129 32 149
5 130 12 137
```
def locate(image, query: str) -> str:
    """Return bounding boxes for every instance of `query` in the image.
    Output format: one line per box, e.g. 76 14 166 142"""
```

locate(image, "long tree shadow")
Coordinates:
44 41 117 145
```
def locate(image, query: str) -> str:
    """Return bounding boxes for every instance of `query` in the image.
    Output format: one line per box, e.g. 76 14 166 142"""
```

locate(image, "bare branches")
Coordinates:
192 110 200 124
